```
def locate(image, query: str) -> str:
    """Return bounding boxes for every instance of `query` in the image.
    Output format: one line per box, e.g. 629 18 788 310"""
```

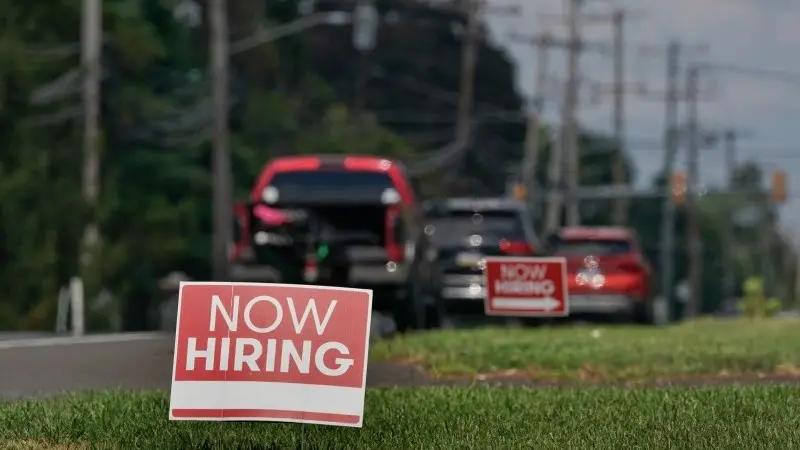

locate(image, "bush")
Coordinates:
737 277 781 318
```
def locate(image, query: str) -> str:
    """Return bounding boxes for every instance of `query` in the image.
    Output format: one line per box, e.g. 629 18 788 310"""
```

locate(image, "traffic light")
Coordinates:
512 183 527 200
670 172 687 205
771 170 787 203
317 244 330 260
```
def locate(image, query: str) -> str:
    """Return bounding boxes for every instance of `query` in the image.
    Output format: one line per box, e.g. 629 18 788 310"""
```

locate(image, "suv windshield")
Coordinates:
549 238 631 256
426 210 525 246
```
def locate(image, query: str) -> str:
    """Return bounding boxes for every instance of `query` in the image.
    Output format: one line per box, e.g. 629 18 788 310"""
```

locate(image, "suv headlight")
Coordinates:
262 186 279 203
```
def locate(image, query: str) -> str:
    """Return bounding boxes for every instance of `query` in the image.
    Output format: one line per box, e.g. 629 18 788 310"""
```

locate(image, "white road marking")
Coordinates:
0 332 167 350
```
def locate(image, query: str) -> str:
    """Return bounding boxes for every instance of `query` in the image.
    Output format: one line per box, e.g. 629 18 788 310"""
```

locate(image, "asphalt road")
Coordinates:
2 332 799 400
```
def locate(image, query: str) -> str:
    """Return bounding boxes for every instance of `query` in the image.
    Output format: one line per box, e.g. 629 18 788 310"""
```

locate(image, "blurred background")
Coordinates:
1 0 798 333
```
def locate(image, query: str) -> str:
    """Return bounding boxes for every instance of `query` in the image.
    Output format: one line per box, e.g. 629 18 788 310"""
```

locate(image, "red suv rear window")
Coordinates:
550 238 631 256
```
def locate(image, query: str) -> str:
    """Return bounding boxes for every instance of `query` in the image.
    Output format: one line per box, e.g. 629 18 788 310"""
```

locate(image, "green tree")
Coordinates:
303 0 527 194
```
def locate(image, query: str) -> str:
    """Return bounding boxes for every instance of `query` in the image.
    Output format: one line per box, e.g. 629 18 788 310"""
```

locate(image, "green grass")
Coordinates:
2 387 800 449
370 318 800 380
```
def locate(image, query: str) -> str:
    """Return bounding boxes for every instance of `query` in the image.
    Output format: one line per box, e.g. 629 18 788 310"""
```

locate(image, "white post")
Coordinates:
55 286 70 333
69 277 85 336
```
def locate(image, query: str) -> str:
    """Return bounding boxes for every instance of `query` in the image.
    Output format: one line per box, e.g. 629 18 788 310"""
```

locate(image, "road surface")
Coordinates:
1 332 799 400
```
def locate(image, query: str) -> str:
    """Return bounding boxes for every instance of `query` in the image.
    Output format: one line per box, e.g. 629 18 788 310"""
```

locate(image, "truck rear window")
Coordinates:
271 170 393 189
268 170 395 202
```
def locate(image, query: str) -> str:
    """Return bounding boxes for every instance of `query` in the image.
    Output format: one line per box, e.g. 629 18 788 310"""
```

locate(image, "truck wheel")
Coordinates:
391 288 415 333
392 304 413 333
425 303 444 329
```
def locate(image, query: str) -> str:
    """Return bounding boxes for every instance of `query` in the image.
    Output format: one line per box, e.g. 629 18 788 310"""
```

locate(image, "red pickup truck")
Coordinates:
229 154 435 331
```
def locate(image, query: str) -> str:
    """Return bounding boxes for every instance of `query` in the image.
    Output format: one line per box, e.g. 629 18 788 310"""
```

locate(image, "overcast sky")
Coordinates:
484 0 800 233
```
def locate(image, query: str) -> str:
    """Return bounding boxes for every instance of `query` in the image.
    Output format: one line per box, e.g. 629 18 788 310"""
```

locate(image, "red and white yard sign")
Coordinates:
169 282 373 427
483 257 569 317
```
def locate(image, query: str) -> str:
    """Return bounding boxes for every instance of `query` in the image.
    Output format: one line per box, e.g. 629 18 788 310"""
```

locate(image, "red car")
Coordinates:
544 226 657 323
230 154 434 331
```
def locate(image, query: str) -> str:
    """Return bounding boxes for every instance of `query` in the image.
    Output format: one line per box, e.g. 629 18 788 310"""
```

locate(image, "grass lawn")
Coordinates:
370 318 800 380
2 387 800 449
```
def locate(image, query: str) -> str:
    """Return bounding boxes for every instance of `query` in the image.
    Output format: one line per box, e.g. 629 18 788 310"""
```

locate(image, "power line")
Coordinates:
369 67 527 122
696 64 800 84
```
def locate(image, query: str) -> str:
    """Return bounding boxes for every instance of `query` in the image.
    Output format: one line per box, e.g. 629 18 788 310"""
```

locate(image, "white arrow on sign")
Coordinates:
492 297 561 310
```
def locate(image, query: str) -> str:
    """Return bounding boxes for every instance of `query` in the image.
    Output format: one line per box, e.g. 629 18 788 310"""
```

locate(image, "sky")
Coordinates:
483 0 800 233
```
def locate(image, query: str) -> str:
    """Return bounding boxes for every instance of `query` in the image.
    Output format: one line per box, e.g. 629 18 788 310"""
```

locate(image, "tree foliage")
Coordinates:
0 0 425 330
0 0 792 331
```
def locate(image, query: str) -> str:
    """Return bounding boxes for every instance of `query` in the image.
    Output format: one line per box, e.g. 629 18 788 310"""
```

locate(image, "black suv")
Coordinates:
423 198 540 319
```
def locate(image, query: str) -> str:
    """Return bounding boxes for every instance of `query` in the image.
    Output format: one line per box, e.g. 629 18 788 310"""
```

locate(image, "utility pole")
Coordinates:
794 234 800 311
520 32 551 216
685 65 701 318
209 0 232 281
760 170 780 300
563 0 582 226
723 130 738 179
510 33 606 232
535 5 642 230
352 0 379 121
80 0 102 271
760 201 775 297
658 41 680 321
441 0 481 194
610 9 627 224
634 41 708 320
543 115 565 233
455 0 481 146
721 129 741 306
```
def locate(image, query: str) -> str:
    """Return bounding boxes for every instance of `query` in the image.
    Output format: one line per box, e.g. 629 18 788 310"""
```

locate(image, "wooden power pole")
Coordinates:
455 0 481 147
562 0 582 226
209 0 233 280
685 65 701 318
537 3 638 228
519 32 552 215
80 0 102 269
610 9 627 224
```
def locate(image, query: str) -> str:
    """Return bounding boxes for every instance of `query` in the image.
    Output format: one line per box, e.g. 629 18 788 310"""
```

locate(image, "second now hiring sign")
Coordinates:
169 282 373 427
483 257 569 317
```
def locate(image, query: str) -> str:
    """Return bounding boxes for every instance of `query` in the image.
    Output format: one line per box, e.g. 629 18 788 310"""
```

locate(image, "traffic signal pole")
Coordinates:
659 41 680 320
685 65 701 318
